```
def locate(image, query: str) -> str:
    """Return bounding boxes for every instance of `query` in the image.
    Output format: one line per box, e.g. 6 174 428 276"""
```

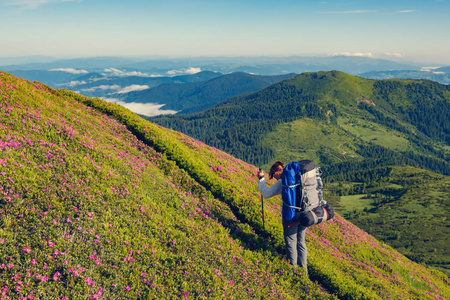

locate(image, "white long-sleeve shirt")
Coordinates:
257 178 282 199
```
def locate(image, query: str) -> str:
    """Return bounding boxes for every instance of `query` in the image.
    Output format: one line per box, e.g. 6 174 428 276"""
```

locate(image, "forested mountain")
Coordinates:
120 72 297 114
149 70 450 273
1 71 448 299
67 71 223 98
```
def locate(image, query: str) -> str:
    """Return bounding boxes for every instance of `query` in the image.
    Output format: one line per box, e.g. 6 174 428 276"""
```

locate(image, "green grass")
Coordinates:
338 117 411 152
339 194 376 214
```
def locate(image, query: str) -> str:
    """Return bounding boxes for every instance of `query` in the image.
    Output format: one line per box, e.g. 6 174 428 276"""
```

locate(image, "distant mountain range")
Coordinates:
121 72 297 114
0 55 433 75
71 71 223 99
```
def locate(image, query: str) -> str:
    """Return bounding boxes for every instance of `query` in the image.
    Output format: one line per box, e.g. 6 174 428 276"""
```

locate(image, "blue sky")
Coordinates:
0 0 449 64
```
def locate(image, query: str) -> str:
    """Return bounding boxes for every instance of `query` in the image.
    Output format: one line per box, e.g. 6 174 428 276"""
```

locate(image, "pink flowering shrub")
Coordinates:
0 71 449 299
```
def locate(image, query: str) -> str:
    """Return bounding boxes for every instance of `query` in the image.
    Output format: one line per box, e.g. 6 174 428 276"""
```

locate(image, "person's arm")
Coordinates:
258 178 282 199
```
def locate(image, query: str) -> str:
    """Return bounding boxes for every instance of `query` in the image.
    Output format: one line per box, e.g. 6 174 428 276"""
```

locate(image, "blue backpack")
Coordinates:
281 160 324 221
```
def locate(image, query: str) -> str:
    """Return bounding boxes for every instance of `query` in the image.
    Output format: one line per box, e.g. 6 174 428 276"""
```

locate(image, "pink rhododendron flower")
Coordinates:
85 277 94 286
53 272 61 281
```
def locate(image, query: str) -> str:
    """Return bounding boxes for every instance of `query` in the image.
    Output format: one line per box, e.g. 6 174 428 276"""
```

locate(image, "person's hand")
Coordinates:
257 170 265 179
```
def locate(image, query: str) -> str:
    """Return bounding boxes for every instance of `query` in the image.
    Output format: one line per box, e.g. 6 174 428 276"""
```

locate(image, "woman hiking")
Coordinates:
256 161 308 274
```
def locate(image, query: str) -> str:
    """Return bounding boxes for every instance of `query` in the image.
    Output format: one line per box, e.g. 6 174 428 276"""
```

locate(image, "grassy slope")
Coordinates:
263 116 412 169
1 71 449 299
261 118 359 170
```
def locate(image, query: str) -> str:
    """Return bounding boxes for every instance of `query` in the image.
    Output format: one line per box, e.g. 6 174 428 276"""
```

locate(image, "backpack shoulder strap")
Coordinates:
281 162 303 219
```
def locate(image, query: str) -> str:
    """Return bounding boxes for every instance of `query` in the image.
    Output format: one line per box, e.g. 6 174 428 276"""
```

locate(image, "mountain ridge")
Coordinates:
0 56 420 73
120 72 297 114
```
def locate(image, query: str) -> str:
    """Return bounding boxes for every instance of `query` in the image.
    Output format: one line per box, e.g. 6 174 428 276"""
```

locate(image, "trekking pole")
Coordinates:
259 168 265 231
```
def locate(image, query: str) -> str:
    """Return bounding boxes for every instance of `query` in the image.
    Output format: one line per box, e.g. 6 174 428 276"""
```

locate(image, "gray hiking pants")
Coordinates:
283 216 308 274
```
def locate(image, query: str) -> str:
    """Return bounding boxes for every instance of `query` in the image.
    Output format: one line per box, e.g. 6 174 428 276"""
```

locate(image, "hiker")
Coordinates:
257 161 308 274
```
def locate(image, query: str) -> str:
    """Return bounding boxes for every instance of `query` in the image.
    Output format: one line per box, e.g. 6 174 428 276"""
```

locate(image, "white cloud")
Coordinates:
384 52 404 58
115 85 150 94
328 52 374 58
81 84 149 94
421 66 442 72
166 67 202 76
81 85 121 92
102 98 178 117
49 68 88 74
398 10 415 13
103 68 150 77
64 80 86 87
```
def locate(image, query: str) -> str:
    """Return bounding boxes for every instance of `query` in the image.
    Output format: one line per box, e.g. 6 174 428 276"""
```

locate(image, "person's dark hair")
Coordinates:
269 161 284 179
